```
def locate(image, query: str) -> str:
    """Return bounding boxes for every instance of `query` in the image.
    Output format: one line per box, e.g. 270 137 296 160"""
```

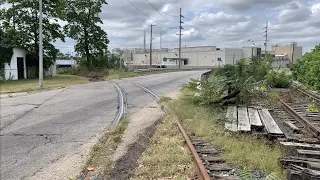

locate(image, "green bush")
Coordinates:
265 71 292 88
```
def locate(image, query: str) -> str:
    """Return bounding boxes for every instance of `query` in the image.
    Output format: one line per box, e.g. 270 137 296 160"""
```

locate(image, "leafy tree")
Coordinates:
292 44 320 91
2 0 65 69
63 0 109 69
0 27 14 77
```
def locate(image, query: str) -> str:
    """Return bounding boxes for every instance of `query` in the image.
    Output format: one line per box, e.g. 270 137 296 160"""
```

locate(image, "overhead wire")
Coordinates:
126 0 170 28
145 0 179 23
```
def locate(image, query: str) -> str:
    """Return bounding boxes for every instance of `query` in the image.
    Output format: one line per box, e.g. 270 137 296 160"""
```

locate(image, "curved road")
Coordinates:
0 70 205 180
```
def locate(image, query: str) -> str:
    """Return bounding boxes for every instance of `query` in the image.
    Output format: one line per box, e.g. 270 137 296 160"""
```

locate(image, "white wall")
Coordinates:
4 48 27 80
225 48 243 65
45 61 57 77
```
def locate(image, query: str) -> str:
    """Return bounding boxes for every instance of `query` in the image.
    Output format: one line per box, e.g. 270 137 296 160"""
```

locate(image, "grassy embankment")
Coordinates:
135 90 286 179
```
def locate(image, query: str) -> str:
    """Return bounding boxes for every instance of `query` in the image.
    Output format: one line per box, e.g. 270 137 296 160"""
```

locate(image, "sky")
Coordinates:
2 0 320 54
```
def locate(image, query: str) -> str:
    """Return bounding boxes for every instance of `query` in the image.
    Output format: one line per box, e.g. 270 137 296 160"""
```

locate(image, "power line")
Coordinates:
145 0 178 23
126 0 170 28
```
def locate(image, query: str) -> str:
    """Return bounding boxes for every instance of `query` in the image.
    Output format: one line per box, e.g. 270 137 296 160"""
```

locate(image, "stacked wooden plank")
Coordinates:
259 108 284 136
225 106 237 132
237 107 251 131
225 106 284 137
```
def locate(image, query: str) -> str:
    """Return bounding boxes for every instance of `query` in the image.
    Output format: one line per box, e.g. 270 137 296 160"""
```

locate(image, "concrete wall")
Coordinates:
4 48 27 80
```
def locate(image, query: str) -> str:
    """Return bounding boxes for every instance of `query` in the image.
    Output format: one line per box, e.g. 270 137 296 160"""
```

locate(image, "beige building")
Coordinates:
268 45 302 63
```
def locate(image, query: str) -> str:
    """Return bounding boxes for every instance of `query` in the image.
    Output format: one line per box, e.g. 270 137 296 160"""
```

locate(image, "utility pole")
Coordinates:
144 29 146 52
39 0 43 87
291 42 297 64
150 24 156 66
178 8 184 68
264 22 268 59
232 53 235 65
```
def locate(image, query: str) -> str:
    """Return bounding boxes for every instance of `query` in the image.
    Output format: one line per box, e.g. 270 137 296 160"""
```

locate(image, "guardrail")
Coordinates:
133 68 192 73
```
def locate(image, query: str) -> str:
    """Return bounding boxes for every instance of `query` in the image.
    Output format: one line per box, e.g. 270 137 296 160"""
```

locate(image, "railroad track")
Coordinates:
276 88 320 179
279 88 320 140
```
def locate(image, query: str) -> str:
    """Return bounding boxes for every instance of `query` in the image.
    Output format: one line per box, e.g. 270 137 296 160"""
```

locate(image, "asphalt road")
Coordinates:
0 70 205 180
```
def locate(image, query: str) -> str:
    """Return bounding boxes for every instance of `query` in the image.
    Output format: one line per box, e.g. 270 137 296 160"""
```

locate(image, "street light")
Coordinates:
159 27 178 66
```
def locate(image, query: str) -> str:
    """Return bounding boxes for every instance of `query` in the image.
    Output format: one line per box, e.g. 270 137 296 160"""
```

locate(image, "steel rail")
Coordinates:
176 120 211 180
297 89 320 105
280 98 320 138
110 81 127 127
133 83 160 100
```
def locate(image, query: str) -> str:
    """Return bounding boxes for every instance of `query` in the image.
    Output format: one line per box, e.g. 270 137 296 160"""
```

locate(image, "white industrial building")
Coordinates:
123 46 243 68
120 45 302 69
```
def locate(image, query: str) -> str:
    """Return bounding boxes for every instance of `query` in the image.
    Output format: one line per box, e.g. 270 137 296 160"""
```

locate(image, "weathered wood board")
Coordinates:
280 142 320 149
259 109 283 135
248 108 263 128
237 106 251 131
225 106 238 132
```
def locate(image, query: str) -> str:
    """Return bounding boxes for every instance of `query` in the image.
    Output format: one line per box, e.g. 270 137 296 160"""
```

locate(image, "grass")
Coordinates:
167 89 286 179
0 69 174 94
85 118 129 177
106 69 140 80
134 111 194 180
0 75 89 94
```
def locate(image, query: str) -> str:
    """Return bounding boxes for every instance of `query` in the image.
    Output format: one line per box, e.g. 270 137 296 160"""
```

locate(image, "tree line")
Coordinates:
0 0 119 72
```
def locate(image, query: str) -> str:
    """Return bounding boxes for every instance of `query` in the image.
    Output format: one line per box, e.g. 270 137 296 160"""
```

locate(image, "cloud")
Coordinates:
218 0 293 11
3 0 319 53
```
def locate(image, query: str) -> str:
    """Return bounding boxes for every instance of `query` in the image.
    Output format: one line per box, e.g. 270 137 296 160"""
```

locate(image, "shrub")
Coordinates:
265 71 292 88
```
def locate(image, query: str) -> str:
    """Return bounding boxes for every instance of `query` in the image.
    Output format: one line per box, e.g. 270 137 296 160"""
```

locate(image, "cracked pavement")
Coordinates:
0 71 205 180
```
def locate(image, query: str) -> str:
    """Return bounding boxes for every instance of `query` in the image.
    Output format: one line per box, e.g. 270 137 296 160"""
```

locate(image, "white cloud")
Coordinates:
4 0 318 53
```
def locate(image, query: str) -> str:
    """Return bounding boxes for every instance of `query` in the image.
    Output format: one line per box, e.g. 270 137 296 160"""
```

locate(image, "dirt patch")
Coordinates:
107 120 161 180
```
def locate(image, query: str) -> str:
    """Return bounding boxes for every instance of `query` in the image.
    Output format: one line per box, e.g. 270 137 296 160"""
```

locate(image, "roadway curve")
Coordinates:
0 70 205 180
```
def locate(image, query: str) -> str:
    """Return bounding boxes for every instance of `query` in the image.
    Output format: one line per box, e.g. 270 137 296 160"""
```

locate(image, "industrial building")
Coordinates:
118 44 302 69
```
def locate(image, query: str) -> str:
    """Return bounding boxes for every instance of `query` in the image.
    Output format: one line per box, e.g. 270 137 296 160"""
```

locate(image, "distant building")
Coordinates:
116 44 303 69
56 59 77 68
269 45 302 63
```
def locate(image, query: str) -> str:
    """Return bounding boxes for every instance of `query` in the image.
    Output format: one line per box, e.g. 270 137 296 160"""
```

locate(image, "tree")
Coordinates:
63 0 109 69
0 27 14 77
292 44 320 91
2 0 65 69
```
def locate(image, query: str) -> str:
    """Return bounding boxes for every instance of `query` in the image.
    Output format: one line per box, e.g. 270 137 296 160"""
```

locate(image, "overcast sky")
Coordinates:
2 0 320 54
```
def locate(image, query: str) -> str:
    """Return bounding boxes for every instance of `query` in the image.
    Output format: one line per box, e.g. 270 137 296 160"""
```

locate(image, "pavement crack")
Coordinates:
0 88 67 131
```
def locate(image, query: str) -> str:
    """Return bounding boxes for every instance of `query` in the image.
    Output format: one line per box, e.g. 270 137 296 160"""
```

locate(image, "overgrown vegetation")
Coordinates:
292 44 320 91
85 118 129 177
168 89 286 179
134 111 194 180
192 56 292 105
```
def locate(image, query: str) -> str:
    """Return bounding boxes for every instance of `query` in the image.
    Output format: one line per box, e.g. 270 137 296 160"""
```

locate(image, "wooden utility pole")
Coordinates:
291 42 297 64
264 22 268 59
178 8 184 68
150 24 156 66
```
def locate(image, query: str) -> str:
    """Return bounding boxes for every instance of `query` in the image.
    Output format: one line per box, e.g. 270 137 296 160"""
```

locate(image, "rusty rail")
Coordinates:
297 89 320 105
176 120 211 180
280 99 320 138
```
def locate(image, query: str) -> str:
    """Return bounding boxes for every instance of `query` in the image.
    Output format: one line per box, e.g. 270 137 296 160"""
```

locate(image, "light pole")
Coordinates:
39 0 43 87
159 27 178 66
